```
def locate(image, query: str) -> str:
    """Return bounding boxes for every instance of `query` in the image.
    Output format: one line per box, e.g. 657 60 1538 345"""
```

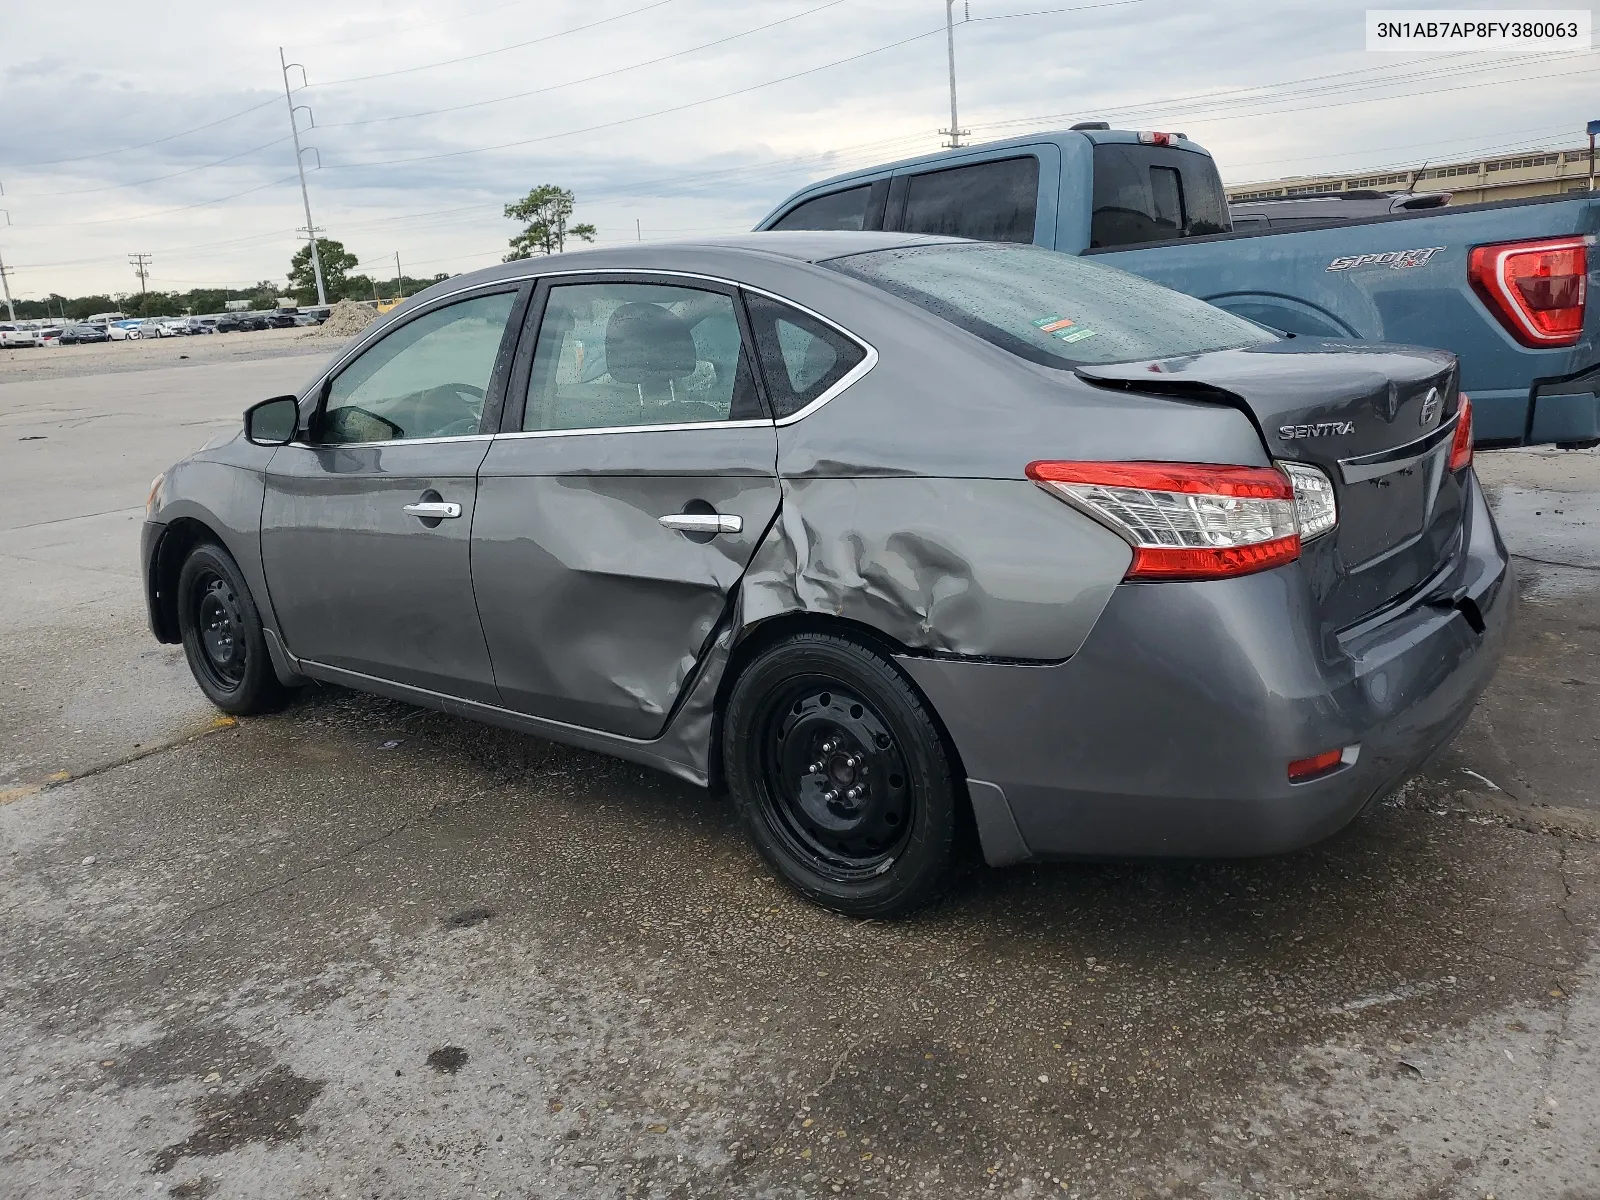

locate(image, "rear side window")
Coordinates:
895 156 1039 243
826 241 1273 367
1090 144 1231 248
743 293 866 419
772 185 875 231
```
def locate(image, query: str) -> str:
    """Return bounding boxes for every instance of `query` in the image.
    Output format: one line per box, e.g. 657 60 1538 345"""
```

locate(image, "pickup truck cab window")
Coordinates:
892 156 1039 243
772 184 877 231
1090 144 1231 248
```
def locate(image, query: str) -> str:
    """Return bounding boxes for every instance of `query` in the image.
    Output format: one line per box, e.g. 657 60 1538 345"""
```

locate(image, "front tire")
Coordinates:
722 632 961 917
176 542 288 715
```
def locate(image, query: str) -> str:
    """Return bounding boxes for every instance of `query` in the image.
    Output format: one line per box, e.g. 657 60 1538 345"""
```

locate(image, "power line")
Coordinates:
312 0 682 87
324 0 1145 173
304 0 541 48
6 135 294 199
15 173 302 229
0 96 281 170
320 0 846 130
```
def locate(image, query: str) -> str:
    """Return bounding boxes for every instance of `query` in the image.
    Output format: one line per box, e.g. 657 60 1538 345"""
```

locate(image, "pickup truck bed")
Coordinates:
1099 191 1600 446
758 129 1600 447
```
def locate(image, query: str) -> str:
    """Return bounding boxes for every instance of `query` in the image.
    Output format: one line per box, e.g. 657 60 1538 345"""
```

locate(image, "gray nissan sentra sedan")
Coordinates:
142 232 1511 916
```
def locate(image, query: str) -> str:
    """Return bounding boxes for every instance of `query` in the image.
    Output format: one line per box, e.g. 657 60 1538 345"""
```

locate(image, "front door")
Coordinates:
473 276 780 738
261 287 523 701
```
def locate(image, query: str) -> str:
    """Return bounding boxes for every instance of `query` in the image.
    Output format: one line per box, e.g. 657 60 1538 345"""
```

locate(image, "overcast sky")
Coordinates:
0 0 1593 300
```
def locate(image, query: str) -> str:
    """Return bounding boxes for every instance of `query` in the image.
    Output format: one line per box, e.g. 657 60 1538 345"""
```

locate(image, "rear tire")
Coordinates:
176 542 288 715
722 632 960 917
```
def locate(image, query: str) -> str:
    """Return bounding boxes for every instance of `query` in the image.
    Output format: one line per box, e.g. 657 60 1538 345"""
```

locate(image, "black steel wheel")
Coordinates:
176 542 288 715
723 632 961 916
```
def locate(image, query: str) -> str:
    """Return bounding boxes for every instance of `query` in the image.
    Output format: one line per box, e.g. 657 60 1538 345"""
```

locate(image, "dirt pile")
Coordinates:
311 300 379 339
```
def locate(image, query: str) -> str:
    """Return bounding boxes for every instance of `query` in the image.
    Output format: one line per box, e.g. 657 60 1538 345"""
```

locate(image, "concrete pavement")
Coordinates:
1 350 1596 1199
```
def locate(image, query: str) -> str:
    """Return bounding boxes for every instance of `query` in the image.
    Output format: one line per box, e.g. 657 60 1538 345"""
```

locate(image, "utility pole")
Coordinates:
393 251 404 301
281 47 327 306
0 206 13 322
128 252 152 295
0 250 14 323
1588 119 1599 191
636 218 642 242
940 0 969 149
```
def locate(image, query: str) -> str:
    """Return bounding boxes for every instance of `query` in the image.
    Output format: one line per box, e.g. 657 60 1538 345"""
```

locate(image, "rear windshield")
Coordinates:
825 241 1274 367
1090 144 1230 249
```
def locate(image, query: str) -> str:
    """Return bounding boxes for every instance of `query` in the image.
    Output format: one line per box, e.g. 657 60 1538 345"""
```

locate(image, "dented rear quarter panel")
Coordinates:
738 261 1271 661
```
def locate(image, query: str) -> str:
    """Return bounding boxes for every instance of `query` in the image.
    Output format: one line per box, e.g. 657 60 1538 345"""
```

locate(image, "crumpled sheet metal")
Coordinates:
739 477 1132 661
649 476 1130 787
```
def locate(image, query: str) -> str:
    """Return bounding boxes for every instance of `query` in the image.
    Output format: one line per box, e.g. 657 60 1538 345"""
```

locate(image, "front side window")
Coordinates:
771 185 874 232
523 282 762 432
895 156 1039 243
825 241 1274 367
743 293 867 419
316 291 515 444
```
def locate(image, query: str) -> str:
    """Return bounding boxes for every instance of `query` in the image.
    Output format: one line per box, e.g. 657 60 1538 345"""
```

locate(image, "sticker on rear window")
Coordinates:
1055 327 1096 344
1032 315 1076 333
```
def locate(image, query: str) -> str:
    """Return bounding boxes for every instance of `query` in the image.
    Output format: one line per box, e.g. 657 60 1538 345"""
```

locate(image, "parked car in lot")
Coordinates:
106 320 142 341
36 325 63 346
143 234 1510 915
158 317 191 337
59 323 112 345
186 316 218 334
0 323 42 347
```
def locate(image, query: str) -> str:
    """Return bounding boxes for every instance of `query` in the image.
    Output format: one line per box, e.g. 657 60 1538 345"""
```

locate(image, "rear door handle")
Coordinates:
658 513 742 535
402 501 462 519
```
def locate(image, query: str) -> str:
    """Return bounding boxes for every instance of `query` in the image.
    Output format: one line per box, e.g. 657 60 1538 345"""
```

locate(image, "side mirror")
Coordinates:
243 395 300 446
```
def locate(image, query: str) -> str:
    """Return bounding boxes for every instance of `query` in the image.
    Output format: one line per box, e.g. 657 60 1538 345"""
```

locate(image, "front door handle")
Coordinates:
658 512 741 535
402 501 462 520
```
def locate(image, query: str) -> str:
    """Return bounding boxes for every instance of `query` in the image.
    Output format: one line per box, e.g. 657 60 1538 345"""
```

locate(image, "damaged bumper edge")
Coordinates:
898 471 1513 863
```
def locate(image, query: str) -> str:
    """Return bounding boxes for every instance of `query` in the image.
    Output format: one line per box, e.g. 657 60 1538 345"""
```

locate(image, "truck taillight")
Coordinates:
1137 131 1173 146
1468 236 1589 347
1449 393 1473 472
1026 461 1301 581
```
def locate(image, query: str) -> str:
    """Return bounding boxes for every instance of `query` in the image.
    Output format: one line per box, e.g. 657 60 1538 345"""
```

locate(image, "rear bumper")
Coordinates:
898 470 1513 863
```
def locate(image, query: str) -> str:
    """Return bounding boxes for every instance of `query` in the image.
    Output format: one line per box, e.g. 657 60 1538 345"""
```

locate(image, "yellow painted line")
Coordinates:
0 714 243 805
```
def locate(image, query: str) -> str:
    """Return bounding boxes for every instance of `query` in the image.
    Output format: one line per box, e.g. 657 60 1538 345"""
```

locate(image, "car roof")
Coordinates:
417 231 962 298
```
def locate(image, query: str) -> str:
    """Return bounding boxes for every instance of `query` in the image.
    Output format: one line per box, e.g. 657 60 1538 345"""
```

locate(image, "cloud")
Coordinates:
0 0 1590 297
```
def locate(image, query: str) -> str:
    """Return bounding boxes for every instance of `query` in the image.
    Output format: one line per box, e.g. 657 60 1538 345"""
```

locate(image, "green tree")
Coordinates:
288 238 360 305
503 185 596 260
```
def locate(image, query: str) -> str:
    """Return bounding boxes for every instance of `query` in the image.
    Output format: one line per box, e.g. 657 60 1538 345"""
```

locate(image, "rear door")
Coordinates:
473 274 780 738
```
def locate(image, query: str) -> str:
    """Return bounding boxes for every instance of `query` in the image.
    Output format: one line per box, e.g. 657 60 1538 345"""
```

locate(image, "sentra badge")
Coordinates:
1326 246 1445 272
1279 421 1356 439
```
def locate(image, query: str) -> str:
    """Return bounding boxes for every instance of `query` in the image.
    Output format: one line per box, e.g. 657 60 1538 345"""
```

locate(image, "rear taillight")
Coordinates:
1026 460 1302 581
1468 236 1589 347
1449 393 1473 472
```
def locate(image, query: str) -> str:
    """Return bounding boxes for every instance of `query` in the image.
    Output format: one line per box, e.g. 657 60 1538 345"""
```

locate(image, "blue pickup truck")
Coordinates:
756 128 1599 446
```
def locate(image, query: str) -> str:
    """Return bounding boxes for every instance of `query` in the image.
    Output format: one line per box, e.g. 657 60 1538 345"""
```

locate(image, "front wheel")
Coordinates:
722 632 961 917
176 542 288 715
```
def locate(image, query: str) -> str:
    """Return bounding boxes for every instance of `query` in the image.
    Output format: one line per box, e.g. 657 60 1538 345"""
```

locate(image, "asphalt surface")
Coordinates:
1 348 1597 1199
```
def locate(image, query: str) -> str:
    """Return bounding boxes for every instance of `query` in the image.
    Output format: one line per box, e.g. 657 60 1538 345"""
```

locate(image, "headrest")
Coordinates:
605 302 696 385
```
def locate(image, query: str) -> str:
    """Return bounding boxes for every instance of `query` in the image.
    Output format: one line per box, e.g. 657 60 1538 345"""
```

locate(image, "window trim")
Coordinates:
290 282 530 448
488 268 878 439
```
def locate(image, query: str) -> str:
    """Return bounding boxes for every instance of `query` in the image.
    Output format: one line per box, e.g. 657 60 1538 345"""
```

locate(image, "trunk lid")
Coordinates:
1076 340 1467 630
